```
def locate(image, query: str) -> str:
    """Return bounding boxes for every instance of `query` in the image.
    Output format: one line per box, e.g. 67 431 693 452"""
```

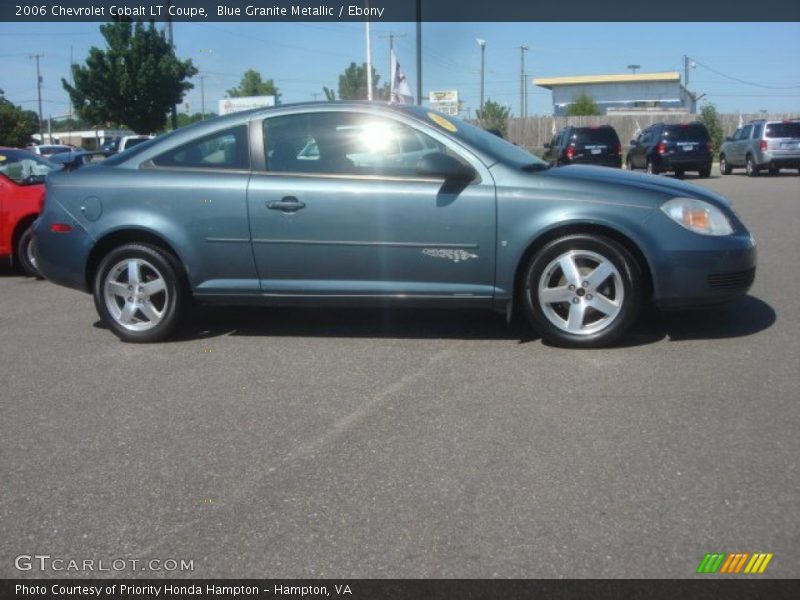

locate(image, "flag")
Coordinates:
738 113 744 128
551 119 557 135
390 49 413 104
633 121 642 137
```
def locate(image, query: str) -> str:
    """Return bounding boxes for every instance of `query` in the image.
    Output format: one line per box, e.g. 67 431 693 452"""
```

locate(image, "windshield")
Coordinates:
404 107 546 169
663 124 710 142
0 148 60 185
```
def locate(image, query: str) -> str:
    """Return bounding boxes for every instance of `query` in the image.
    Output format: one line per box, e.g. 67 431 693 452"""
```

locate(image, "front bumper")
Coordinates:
651 231 756 309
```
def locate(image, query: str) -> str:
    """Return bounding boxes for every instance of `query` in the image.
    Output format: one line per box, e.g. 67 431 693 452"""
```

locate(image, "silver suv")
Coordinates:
719 119 800 176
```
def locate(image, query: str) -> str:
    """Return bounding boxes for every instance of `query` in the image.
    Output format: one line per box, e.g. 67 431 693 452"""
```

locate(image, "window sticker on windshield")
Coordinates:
427 112 457 133
0 155 6 161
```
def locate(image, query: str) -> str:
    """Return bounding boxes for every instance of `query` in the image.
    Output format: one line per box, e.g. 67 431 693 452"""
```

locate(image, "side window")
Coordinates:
740 125 753 141
731 128 742 141
752 123 763 138
152 126 249 170
263 111 453 177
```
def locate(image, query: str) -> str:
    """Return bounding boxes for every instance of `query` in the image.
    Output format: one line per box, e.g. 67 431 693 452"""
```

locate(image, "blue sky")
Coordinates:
1 21 799 120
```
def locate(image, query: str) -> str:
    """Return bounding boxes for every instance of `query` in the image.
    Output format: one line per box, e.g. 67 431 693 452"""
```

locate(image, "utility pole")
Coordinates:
166 0 177 130
519 47 524 119
416 0 422 105
627 64 641 74
476 39 486 117
200 75 206 119
683 55 691 87
365 10 373 100
29 54 44 144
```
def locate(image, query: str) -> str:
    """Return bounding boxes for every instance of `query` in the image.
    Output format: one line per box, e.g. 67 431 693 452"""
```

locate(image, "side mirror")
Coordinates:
416 152 476 182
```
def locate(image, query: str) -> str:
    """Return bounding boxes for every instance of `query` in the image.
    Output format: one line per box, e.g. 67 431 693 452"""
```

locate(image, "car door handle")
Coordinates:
267 197 306 212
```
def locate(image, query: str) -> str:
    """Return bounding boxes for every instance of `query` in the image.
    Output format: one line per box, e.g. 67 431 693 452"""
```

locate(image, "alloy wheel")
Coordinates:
103 258 169 332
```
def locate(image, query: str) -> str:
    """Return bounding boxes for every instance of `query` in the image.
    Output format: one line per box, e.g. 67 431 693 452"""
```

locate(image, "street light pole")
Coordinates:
627 64 641 74
477 39 486 117
200 75 206 119
166 0 177 130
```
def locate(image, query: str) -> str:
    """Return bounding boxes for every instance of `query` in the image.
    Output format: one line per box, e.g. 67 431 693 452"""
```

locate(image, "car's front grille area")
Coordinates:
707 268 755 289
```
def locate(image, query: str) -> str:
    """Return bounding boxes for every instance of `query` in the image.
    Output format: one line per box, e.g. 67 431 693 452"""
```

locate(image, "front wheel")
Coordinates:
93 243 186 343
698 167 711 178
646 158 660 175
520 234 643 348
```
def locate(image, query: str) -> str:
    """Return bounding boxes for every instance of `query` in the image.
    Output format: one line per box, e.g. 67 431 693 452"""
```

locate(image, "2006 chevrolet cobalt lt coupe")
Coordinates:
33 103 756 347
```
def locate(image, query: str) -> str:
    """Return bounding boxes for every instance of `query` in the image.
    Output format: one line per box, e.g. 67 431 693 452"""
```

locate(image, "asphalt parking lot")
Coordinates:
1 172 798 579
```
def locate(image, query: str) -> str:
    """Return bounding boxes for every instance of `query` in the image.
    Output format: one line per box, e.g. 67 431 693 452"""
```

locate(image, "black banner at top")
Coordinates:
1 0 799 22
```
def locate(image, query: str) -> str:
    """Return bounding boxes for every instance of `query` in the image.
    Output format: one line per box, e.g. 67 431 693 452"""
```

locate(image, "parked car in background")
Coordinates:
29 144 73 157
544 125 622 168
0 148 59 276
627 122 713 178
719 119 800 176
34 103 755 348
48 149 101 170
102 135 154 157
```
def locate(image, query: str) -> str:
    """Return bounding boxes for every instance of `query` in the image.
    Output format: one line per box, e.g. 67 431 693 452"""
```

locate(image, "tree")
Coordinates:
63 19 197 134
0 95 39 147
698 102 724 156
337 62 388 101
227 70 281 103
476 99 511 138
176 112 217 129
566 93 601 116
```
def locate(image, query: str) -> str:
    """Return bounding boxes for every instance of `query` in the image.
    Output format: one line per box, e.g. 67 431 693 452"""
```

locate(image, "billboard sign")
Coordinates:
218 95 275 115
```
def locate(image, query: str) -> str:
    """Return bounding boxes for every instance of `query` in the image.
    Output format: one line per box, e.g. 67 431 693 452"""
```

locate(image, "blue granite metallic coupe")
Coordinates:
33 103 756 347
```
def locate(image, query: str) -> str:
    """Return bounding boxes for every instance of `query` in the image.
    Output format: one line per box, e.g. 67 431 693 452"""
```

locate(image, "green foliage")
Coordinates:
698 103 724 156
337 62 388 101
476 99 511 137
50 116 91 132
63 19 197 134
0 94 39 147
323 86 336 102
175 112 217 129
227 70 281 103
566 93 601 116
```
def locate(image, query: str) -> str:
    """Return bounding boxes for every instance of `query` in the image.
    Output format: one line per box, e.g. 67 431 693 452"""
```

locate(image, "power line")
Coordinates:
690 57 800 90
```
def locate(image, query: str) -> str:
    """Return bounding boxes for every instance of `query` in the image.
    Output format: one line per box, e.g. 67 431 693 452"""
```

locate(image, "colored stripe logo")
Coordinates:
697 552 773 574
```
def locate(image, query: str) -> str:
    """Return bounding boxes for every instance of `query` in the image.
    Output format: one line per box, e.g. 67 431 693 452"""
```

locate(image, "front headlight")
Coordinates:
660 197 734 236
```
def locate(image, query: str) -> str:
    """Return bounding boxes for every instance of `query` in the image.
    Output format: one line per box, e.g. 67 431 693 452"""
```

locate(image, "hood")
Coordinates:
539 164 732 210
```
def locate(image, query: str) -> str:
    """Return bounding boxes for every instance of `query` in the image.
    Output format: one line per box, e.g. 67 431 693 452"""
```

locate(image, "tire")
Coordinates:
768 165 779 176
674 169 685 179
93 243 186 343
626 157 634 171
15 225 42 278
699 167 711 178
520 234 643 348
719 155 731 175
746 155 759 177
646 158 659 175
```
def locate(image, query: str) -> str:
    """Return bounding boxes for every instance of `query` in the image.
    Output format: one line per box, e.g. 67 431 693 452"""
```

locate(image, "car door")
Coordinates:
733 125 753 166
246 109 496 300
144 124 259 293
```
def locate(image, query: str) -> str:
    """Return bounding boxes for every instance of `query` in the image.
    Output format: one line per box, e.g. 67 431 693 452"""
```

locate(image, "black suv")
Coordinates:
544 125 622 168
626 122 712 178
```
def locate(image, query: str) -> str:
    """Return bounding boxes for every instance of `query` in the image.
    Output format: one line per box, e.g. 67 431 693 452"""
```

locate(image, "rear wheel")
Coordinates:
626 157 634 171
720 155 731 175
674 169 685 179
746 155 759 177
15 225 42 278
93 243 186 343
699 167 711 178
520 234 642 348
646 158 659 175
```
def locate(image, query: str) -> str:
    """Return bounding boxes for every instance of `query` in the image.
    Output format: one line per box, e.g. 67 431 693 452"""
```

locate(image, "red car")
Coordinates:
0 147 58 277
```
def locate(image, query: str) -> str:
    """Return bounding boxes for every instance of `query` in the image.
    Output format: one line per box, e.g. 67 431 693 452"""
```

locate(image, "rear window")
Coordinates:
571 127 620 146
124 137 150 149
765 122 800 138
663 124 710 142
